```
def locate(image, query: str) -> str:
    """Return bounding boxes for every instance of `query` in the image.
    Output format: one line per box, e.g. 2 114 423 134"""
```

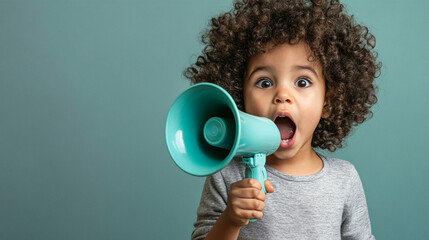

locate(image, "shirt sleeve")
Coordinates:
341 165 375 240
191 171 229 240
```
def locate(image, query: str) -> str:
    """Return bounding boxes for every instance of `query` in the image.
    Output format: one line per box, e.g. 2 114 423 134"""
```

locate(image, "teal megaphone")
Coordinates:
165 83 280 198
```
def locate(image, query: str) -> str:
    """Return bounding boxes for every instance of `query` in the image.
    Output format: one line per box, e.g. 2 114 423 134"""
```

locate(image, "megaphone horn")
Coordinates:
165 82 280 196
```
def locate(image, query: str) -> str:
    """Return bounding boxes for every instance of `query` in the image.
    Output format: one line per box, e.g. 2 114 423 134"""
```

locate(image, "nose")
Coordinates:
274 87 292 104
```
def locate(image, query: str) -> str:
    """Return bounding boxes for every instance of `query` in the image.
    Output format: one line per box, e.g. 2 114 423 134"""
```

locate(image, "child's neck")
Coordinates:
266 148 323 176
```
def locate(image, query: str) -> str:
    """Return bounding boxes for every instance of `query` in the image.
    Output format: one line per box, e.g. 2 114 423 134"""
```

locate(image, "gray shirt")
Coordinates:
191 155 375 240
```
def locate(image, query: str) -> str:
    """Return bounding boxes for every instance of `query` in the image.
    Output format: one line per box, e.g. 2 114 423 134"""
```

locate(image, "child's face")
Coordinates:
243 41 326 161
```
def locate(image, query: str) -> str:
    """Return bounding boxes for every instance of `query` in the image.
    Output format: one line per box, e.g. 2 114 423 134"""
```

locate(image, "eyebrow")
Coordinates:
247 65 319 80
246 66 273 80
294 65 319 78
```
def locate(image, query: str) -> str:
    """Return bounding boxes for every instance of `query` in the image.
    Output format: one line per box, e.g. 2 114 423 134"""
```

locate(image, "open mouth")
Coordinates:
274 115 296 144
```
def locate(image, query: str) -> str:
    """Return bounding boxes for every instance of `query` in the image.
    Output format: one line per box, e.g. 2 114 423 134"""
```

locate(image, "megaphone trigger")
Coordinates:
242 153 267 194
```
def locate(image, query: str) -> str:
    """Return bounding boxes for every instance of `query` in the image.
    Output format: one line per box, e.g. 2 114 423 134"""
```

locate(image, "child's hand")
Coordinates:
224 179 274 227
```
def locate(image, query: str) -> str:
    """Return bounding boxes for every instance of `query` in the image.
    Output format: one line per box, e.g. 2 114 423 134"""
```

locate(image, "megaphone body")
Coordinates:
165 83 280 220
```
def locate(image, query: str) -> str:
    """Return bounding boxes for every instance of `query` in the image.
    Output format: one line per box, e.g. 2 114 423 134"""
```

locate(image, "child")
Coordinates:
184 0 380 239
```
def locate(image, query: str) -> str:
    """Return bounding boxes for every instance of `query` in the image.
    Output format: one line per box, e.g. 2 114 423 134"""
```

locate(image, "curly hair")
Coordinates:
184 0 381 152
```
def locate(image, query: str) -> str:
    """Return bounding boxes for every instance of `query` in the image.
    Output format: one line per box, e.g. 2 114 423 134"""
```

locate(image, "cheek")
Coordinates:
243 92 268 117
299 99 325 129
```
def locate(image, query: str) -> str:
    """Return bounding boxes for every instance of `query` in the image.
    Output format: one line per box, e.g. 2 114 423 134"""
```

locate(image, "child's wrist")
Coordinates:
205 210 242 240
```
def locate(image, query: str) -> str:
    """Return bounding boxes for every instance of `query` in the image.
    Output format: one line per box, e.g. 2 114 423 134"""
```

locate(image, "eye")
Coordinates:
256 78 273 88
295 78 311 88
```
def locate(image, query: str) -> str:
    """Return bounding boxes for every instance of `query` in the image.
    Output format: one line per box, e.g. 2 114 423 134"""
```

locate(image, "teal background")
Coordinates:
0 0 428 239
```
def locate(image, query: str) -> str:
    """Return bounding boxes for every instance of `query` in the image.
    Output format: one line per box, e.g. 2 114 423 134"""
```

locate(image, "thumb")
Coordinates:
264 180 274 193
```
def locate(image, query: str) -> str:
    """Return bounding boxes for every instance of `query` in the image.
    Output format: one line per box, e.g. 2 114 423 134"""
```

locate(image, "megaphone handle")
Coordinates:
242 153 267 222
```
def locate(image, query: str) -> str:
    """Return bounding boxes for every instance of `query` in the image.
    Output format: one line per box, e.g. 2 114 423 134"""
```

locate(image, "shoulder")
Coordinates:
323 156 365 200
325 157 358 176
323 156 360 184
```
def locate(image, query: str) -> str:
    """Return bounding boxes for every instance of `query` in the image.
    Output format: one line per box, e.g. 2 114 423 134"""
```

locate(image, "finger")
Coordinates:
231 178 262 190
264 180 274 193
231 198 265 211
229 187 266 201
234 208 264 220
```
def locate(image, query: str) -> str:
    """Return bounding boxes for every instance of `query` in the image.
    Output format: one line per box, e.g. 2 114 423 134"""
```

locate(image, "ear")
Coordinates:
321 87 332 119
321 100 330 119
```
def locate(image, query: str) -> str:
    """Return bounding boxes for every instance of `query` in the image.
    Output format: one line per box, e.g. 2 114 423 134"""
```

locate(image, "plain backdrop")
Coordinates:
1 0 428 239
